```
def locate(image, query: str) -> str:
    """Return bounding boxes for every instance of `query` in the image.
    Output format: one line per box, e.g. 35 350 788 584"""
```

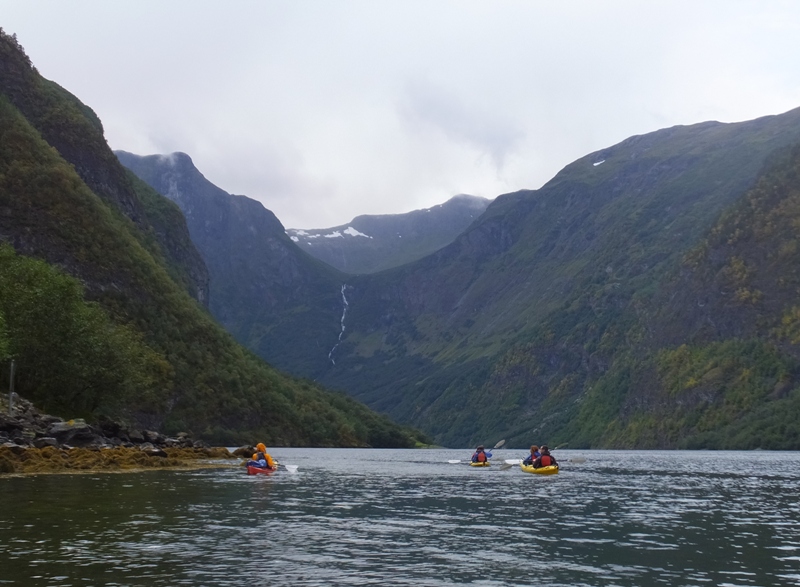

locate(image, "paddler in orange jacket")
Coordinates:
248 443 276 470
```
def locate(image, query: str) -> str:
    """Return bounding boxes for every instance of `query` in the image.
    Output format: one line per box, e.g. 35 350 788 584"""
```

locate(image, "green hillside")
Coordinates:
315 109 800 448
555 145 800 450
0 29 422 448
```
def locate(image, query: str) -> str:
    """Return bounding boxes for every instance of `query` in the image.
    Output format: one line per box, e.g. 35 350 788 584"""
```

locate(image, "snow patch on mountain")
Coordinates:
343 226 372 238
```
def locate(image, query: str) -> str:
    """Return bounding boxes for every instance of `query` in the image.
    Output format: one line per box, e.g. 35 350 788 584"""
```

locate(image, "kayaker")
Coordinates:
247 443 276 470
522 445 540 466
471 445 489 463
532 445 557 469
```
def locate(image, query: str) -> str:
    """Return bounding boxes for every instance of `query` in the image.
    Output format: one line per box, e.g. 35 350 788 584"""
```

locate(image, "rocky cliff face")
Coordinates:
115 151 346 377
286 194 491 274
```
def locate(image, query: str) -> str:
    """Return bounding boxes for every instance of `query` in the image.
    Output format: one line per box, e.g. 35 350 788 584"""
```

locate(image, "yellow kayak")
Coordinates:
520 464 559 475
470 461 491 467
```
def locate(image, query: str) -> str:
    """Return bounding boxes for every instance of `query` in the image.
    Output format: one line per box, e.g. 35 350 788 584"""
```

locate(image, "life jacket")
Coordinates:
252 452 272 468
473 451 487 463
539 454 553 467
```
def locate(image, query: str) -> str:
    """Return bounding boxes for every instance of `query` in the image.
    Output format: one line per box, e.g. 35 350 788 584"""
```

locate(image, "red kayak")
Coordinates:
247 465 277 475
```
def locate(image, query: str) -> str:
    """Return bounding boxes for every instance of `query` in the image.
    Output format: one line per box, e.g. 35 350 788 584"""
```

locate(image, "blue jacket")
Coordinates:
522 451 541 465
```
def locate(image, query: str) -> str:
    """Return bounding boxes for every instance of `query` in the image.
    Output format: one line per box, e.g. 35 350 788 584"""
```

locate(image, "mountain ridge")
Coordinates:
286 194 491 274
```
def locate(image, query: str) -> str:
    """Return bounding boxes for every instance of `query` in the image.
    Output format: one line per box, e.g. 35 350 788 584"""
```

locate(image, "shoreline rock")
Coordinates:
0 393 209 452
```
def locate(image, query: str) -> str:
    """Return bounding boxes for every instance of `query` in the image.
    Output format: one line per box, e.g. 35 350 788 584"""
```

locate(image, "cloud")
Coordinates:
400 78 525 170
4 1 800 229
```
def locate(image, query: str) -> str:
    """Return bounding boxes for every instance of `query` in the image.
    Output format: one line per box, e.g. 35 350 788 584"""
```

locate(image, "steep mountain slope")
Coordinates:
115 151 347 378
0 34 208 306
316 108 800 447
566 144 800 449
0 29 421 447
286 194 490 274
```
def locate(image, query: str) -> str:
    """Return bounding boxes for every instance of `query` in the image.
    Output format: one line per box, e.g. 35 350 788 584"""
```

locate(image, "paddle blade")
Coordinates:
493 439 506 450
498 463 513 471
447 460 461 464
504 459 521 465
284 465 299 473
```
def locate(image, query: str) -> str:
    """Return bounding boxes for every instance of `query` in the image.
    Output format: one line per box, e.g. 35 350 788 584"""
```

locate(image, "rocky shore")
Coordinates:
0 394 244 475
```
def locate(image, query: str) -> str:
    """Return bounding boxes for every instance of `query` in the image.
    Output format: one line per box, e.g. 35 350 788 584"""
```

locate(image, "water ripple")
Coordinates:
1 449 799 586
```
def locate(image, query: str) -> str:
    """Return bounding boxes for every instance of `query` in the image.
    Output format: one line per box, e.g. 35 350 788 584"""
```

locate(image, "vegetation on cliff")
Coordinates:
502 144 800 450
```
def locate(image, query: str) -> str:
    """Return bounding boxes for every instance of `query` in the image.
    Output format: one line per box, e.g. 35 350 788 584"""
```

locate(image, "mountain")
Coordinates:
286 194 491 274
316 108 800 448
114 151 347 378
0 29 422 447
119 104 800 449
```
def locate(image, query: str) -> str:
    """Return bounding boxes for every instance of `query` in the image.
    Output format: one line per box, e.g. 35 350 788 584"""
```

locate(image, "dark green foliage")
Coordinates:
578 341 800 450
553 147 800 450
0 310 9 360
0 245 169 418
0 29 208 306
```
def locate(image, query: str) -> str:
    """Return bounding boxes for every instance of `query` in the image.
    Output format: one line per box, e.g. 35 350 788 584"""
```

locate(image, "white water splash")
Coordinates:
328 284 349 365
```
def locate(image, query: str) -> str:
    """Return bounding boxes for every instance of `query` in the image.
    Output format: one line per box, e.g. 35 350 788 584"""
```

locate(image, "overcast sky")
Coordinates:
3 2 800 228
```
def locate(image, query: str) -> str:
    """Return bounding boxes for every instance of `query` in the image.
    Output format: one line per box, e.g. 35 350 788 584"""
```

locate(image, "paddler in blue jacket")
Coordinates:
522 445 540 466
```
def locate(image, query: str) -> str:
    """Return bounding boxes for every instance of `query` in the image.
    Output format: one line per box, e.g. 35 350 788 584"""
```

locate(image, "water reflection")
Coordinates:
1 450 799 586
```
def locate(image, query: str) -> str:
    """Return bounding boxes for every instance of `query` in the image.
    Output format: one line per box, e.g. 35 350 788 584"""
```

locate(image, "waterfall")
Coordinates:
328 284 349 365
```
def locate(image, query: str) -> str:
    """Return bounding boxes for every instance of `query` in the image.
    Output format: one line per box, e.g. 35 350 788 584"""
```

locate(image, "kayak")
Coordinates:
247 465 277 475
470 461 491 467
520 464 559 475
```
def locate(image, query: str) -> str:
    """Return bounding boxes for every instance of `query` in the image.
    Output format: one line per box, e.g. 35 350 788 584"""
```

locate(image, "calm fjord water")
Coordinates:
1 449 799 586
